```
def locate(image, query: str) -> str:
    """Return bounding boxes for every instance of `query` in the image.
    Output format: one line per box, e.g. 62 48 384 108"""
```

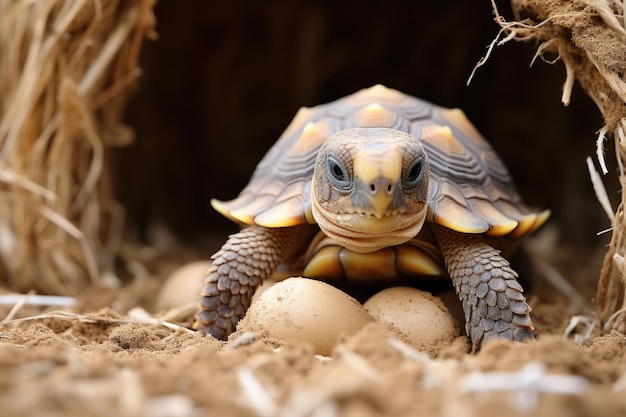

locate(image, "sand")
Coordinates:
1 267 626 417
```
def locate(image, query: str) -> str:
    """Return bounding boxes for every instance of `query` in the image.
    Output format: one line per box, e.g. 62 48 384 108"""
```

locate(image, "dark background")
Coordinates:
117 0 612 257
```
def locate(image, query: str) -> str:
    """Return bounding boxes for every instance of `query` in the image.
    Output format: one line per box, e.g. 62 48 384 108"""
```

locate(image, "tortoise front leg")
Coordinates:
193 225 303 339
432 225 534 352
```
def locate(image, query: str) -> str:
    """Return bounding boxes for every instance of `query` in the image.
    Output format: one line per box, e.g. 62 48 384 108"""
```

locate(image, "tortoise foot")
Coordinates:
193 309 232 340
469 298 535 351
194 225 303 339
193 266 253 340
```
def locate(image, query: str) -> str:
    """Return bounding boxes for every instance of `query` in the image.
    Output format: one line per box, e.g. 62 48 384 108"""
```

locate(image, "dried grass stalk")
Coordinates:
483 0 626 332
0 0 156 295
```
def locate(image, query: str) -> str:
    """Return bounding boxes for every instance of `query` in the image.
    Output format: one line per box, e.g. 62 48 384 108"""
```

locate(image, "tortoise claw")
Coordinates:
471 314 535 351
193 314 232 340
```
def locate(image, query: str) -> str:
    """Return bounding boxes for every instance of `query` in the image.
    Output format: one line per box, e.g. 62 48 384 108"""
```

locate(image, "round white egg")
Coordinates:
364 286 459 356
155 261 212 311
239 277 373 355
155 261 277 313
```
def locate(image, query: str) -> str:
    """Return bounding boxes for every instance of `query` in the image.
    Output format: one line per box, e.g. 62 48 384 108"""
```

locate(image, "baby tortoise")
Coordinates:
194 85 549 351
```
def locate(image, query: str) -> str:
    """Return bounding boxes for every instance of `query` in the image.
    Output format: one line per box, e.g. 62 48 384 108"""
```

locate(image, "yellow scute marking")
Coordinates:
421 124 463 154
365 84 404 101
303 246 345 279
254 199 305 227
434 197 489 233
354 103 396 127
278 106 316 144
339 248 397 280
212 198 256 224
505 209 549 238
471 200 518 236
228 209 256 225
211 198 234 220
436 126 455 142
440 108 489 146
304 243 447 280
528 209 551 235
290 121 330 154
488 221 519 236
370 84 390 94
396 245 446 277
508 213 536 238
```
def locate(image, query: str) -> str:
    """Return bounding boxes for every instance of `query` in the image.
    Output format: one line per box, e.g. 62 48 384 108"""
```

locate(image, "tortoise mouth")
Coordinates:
343 211 421 234
337 208 408 220
312 197 428 253
334 210 417 234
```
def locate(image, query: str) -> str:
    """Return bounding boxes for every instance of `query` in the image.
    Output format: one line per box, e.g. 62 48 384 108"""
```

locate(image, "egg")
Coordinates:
155 260 278 313
364 286 459 356
251 278 277 302
238 277 373 355
155 261 212 311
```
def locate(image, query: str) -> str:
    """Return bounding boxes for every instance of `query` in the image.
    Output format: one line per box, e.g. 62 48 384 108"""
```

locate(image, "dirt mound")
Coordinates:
1 295 626 416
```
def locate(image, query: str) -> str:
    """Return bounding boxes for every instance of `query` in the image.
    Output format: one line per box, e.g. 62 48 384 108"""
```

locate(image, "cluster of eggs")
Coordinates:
157 262 461 356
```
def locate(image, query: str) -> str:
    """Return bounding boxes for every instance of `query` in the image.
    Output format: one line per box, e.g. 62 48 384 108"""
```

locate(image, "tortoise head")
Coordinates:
311 127 429 253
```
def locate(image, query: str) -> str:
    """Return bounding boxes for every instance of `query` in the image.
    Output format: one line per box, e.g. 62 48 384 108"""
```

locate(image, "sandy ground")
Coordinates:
1 241 626 417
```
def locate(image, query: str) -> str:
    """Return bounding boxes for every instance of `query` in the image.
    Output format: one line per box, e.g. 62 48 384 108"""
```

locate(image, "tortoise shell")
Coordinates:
213 85 548 238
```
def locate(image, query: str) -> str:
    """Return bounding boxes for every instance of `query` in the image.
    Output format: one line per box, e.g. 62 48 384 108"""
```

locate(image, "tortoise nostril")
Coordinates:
369 179 394 194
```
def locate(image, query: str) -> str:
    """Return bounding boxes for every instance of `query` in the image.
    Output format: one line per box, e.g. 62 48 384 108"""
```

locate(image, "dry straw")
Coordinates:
0 0 156 295
476 0 626 332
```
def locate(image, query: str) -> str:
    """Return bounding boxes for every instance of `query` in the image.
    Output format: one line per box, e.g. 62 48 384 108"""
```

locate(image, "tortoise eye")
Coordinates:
403 157 424 189
327 156 350 188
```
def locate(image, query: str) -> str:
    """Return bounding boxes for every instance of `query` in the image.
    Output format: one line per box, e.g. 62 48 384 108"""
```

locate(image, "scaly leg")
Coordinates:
193 225 303 339
432 225 534 352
